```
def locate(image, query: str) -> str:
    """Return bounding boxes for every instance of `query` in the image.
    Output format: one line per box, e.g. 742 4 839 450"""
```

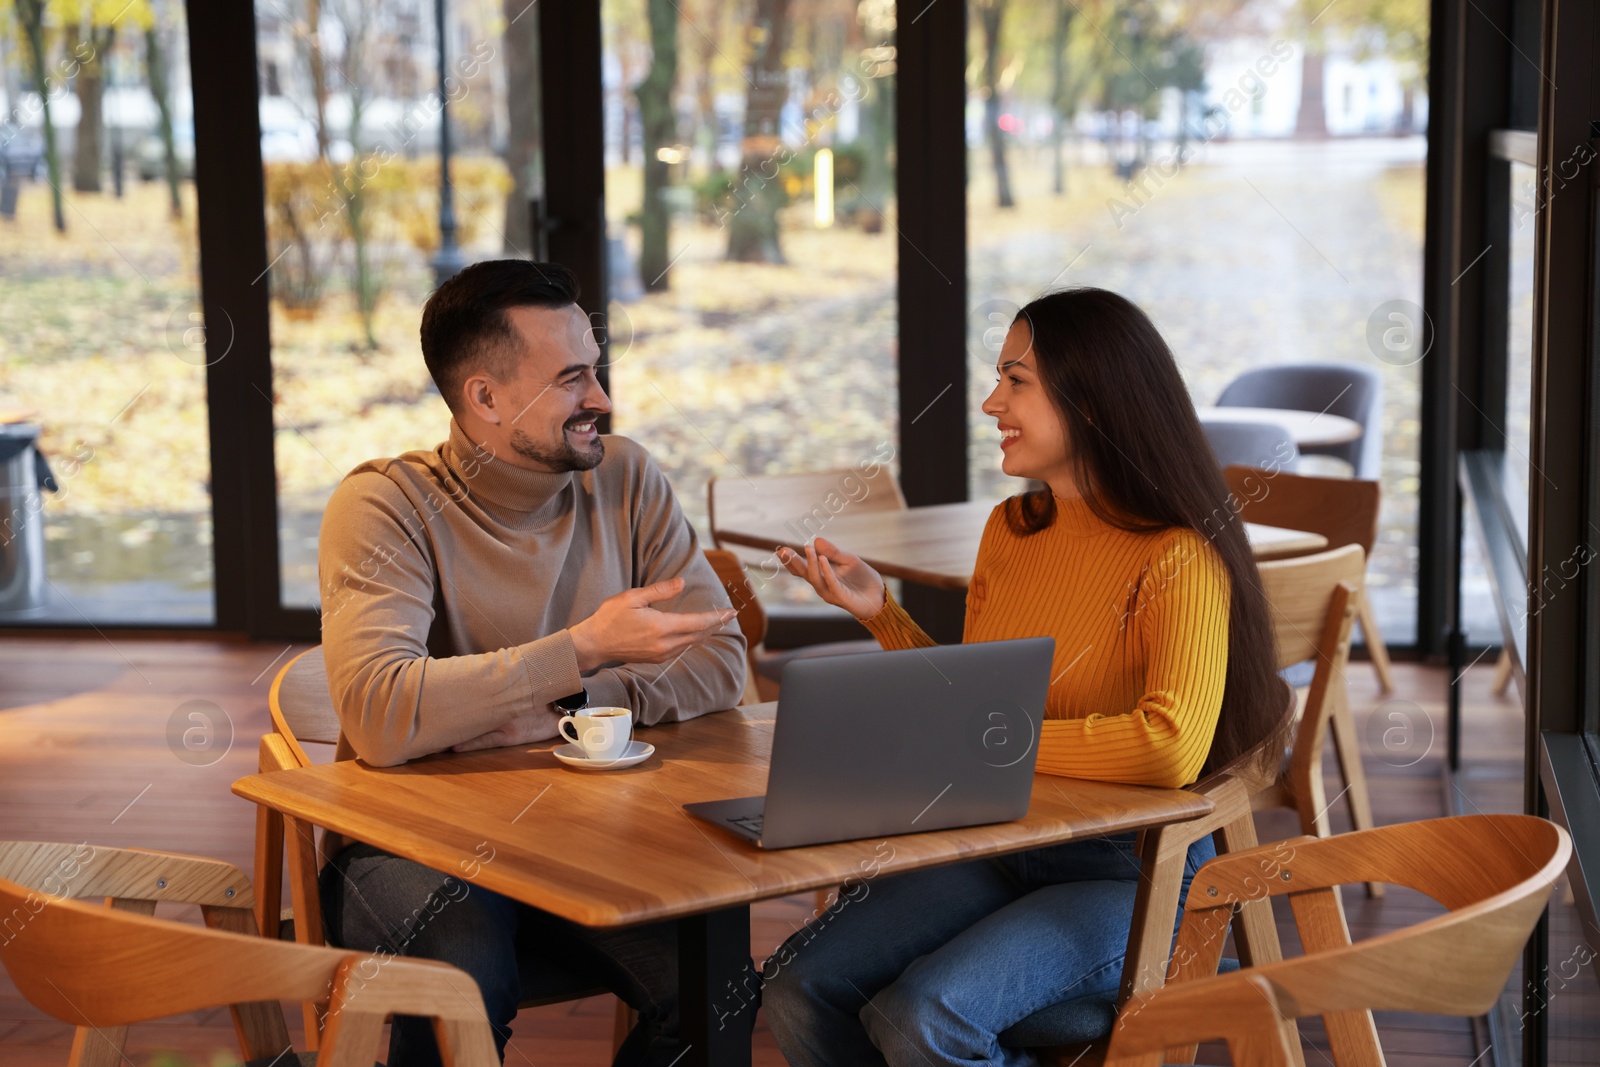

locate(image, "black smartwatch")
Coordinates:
553 688 589 712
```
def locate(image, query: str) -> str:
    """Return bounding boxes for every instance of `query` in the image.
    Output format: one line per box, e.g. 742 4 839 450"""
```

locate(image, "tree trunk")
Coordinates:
636 0 679 290
727 0 791 263
502 0 541 255
339 90 378 349
145 25 183 219
1050 0 1073 195
17 0 64 231
979 0 1013 208
863 68 893 205
306 0 332 160
1294 46 1328 139
693 23 718 164
69 25 113 193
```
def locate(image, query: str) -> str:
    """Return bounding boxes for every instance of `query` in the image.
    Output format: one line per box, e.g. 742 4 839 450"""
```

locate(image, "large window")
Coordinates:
2 0 212 623
253 1 523 608
964 0 1427 645
599 0 899 536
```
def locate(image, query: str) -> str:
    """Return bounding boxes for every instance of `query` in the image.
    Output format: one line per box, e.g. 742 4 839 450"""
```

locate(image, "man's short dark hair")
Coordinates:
420 260 581 413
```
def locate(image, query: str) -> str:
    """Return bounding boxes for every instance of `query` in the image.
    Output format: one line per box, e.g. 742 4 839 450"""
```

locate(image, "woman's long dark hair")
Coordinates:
1001 287 1290 779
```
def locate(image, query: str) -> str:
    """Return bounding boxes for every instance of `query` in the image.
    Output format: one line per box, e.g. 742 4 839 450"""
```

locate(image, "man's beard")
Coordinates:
509 419 605 472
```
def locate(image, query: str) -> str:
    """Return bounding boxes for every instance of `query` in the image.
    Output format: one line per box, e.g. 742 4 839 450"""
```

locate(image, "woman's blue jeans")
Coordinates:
762 831 1215 1067
319 841 697 1067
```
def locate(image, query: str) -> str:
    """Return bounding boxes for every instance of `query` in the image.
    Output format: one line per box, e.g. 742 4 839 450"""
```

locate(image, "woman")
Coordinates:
761 288 1290 1067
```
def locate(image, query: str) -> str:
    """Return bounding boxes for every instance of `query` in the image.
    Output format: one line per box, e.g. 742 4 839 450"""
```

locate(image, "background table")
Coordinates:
233 705 1214 1066
715 500 1328 593
1195 405 1363 447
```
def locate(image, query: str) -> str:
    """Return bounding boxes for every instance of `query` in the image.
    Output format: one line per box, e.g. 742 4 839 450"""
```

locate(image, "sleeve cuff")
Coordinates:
859 587 923 646
519 630 584 706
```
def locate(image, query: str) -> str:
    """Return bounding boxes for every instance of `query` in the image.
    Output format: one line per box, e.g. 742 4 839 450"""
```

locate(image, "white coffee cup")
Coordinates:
558 707 633 761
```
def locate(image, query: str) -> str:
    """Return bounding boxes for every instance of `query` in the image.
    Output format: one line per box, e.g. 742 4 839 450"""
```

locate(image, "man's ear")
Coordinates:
460 371 502 425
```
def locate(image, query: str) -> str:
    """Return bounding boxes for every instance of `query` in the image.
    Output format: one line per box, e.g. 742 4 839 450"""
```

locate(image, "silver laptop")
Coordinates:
684 637 1054 849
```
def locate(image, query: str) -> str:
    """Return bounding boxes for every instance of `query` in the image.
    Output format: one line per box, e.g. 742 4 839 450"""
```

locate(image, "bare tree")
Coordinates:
1049 0 1076 194
65 10 116 193
145 1 183 218
501 0 540 255
636 0 679 289
16 0 65 230
727 0 792 263
975 0 1014 209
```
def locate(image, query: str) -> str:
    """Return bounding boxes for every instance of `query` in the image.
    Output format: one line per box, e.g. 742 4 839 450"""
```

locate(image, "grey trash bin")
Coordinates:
0 423 57 620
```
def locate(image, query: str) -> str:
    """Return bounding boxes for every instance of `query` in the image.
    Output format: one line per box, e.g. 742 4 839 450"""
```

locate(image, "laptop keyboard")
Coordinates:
726 812 764 836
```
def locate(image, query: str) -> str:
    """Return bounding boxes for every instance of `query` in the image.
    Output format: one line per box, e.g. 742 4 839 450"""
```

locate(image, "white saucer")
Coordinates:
552 740 655 771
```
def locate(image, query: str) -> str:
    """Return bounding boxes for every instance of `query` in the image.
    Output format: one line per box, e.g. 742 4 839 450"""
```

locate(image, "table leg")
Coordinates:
678 903 755 1067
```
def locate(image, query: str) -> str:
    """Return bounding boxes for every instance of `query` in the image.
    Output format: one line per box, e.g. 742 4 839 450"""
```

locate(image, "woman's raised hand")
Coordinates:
777 537 887 621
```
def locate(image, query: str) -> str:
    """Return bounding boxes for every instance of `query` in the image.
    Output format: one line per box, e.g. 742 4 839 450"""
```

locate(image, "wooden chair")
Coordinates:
1003 743 1298 1063
704 549 770 706
703 547 880 702
708 468 905 654
1223 465 1393 693
1253 544 1383 897
0 840 498 1067
257 646 634 1053
1103 814 1571 1067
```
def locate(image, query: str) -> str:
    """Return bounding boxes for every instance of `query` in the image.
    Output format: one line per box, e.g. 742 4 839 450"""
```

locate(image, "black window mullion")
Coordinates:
895 0 968 642
187 0 277 636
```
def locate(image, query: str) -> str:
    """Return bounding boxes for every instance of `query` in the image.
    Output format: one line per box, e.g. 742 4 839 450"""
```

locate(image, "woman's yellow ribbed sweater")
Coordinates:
860 494 1230 789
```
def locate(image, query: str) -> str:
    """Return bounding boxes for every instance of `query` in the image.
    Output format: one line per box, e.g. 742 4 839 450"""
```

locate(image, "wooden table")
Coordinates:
233 706 1214 1066
715 500 1328 593
1195 405 1363 447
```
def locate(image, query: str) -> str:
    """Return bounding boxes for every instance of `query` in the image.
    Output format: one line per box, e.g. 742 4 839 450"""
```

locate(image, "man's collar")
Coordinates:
442 419 574 514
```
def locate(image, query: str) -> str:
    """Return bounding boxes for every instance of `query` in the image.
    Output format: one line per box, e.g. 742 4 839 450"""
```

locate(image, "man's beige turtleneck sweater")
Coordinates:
318 419 746 766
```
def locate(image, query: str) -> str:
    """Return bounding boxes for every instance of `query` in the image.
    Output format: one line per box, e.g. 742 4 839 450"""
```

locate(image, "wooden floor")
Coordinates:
0 637 1525 1066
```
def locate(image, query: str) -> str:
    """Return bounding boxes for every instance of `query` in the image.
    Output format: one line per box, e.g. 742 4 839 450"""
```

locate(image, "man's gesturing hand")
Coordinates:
568 576 737 673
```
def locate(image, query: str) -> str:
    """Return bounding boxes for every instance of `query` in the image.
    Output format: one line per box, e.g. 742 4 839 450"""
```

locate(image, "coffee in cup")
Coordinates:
558 707 633 761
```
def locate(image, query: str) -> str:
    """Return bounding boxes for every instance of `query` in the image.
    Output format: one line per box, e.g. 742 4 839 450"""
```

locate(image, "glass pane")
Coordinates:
1540 868 1600 1066
1 2 212 622
1506 158 1535 536
964 1 1428 645
601 0 898 606
256 3 533 608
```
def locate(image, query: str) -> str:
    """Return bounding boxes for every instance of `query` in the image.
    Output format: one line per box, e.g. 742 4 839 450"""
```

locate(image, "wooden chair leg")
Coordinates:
1211 812 1305 1067
67 898 158 1067
612 999 636 1055
253 791 284 941
1119 825 1189 1009
1287 883 1382 1063
1291 749 1333 840
1325 690 1384 899
283 812 331 1045
1491 648 1515 697
1355 589 1393 694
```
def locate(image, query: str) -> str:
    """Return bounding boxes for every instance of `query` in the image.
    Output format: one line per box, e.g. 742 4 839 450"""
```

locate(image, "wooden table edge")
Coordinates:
713 528 972 591
230 771 1215 928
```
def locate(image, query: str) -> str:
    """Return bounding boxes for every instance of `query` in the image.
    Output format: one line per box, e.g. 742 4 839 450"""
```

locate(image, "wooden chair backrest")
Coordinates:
268 646 342 768
707 468 907 558
1255 545 1366 671
1255 545 1365 834
259 647 342 963
0 842 500 1067
704 548 767 649
1105 815 1571 1067
1223 466 1382 558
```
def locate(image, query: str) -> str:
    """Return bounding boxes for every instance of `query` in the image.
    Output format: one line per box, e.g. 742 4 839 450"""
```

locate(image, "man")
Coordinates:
316 259 747 1067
